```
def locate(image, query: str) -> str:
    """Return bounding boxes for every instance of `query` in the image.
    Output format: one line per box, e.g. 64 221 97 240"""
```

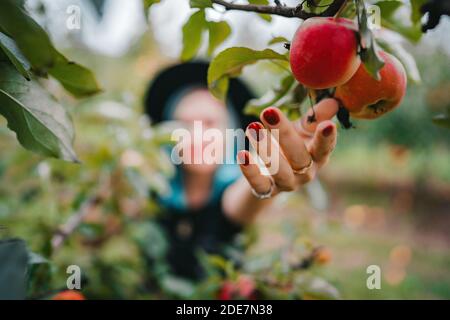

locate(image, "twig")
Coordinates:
334 0 348 17
51 196 99 251
51 173 110 251
211 0 347 19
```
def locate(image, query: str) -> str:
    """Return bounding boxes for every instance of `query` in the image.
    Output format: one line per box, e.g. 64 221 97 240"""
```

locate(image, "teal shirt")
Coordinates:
158 163 241 212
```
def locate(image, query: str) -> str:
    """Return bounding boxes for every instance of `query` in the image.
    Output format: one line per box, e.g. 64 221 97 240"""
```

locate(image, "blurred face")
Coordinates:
173 89 228 174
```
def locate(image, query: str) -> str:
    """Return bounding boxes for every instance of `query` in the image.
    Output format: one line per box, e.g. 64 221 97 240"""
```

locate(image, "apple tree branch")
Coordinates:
211 0 347 19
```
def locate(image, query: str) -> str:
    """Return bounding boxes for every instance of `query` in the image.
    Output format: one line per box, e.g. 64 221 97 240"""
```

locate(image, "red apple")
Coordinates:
290 17 360 89
335 51 407 119
52 290 85 300
217 275 257 300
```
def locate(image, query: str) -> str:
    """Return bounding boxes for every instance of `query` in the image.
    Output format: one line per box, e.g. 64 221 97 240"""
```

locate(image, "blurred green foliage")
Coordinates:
1 43 449 298
1 0 449 299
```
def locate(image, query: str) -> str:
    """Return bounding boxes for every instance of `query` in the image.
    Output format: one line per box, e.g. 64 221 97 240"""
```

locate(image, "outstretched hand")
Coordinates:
238 98 339 198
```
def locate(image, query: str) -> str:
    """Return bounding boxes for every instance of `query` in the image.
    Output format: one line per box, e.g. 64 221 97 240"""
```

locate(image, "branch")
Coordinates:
211 0 347 19
51 196 99 251
51 173 110 251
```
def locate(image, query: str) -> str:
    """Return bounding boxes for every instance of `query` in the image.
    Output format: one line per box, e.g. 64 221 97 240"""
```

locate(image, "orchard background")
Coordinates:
0 0 450 299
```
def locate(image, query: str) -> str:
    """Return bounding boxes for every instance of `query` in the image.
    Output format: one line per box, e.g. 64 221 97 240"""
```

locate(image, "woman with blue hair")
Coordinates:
145 62 339 280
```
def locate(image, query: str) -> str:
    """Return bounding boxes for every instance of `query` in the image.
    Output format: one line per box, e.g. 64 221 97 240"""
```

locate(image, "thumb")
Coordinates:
294 98 339 137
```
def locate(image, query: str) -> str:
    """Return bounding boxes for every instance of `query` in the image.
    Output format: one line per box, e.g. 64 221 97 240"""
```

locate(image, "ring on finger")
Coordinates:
251 177 275 200
292 158 313 175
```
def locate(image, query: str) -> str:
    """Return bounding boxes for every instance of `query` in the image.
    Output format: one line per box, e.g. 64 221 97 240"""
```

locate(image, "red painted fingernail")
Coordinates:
263 108 280 126
238 152 250 166
247 122 265 141
322 125 334 137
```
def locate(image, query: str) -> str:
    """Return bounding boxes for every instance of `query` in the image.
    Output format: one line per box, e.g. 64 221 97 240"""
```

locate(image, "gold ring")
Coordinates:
251 177 275 200
292 158 313 175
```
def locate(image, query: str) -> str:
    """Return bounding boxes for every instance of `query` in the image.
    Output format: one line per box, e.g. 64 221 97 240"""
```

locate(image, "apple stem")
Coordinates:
334 0 349 18
307 90 317 123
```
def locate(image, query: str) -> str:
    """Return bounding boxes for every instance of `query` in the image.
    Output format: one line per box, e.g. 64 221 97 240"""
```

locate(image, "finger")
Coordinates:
296 163 318 185
260 107 312 171
307 120 337 167
237 150 273 196
246 122 296 191
294 98 339 138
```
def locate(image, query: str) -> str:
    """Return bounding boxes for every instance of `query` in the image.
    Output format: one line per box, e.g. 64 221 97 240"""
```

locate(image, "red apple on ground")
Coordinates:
52 290 85 300
217 275 257 300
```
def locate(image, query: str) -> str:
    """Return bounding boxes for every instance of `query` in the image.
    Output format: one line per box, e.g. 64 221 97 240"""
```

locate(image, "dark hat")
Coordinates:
144 61 256 129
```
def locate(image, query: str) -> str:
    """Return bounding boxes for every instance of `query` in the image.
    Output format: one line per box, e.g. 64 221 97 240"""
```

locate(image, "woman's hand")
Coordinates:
237 98 339 197
223 98 338 225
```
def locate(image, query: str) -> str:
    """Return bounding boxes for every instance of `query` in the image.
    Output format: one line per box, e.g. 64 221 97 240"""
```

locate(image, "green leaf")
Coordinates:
210 77 230 102
181 10 207 61
27 251 52 297
360 45 385 80
340 0 357 19
143 0 161 9
375 0 403 19
377 38 421 83
268 36 289 46
160 275 195 298
410 0 427 24
375 0 422 43
297 276 341 300
258 14 272 22
244 74 295 116
132 221 168 259
0 0 101 97
432 113 450 129
207 20 231 56
0 238 28 300
0 62 78 161
381 17 423 43
190 0 212 9
143 0 161 19
280 84 307 120
248 0 272 22
208 47 287 100
0 0 54 73
0 32 31 80
28 252 49 265
356 0 385 80
301 0 335 15
48 53 102 97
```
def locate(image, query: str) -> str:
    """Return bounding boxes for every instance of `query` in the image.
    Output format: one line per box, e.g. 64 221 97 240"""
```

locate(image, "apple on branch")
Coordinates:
289 17 361 89
335 51 407 119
